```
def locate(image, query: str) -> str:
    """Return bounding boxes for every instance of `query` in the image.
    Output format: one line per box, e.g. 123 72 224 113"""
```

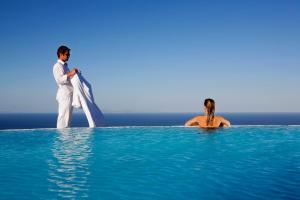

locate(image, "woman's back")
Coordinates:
184 98 231 129
185 115 230 129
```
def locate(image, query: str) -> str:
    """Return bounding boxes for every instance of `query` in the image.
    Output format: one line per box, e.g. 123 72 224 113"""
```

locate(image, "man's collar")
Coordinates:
58 59 66 65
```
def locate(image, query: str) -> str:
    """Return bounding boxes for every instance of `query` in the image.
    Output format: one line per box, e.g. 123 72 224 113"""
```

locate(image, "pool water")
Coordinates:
0 126 299 199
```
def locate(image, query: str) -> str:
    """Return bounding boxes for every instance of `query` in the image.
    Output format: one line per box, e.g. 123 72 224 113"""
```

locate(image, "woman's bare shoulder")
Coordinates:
185 115 206 126
215 116 231 127
194 115 206 120
215 116 224 119
215 116 228 121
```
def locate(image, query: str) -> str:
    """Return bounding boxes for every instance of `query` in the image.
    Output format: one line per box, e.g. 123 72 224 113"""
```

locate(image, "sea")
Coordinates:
0 112 300 130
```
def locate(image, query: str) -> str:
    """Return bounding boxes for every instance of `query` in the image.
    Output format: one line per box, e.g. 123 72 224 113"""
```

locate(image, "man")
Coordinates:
53 45 78 128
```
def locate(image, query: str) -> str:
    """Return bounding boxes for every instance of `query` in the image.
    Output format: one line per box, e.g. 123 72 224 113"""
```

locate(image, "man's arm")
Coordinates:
67 68 78 78
53 65 78 84
53 64 69 84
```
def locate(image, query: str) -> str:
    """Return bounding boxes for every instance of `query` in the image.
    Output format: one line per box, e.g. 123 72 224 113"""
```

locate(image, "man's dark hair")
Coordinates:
57 45 70 58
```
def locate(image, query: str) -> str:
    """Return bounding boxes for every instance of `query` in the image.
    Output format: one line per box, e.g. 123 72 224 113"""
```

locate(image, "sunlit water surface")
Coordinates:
0 126 299 199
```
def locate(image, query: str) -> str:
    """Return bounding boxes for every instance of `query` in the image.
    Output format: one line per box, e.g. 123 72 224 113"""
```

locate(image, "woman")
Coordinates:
185 98 231 129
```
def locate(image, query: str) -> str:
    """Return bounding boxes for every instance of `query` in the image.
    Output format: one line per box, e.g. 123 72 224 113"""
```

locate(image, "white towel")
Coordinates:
70 73 105 127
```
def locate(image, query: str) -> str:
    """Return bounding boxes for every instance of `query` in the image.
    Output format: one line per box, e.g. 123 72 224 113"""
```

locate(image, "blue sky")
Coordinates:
0 0 299 113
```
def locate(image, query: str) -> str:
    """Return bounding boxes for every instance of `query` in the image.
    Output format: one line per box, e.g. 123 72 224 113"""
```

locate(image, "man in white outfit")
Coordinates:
53 46 78 128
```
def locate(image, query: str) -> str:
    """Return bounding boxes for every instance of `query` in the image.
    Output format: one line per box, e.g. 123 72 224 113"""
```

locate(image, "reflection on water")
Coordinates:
47 128 93 199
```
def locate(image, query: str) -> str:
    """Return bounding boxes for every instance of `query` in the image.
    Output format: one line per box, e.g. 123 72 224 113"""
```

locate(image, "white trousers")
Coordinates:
57 94 73 129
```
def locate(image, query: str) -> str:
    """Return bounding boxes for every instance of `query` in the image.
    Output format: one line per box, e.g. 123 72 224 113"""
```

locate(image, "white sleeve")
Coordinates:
53 64 68 85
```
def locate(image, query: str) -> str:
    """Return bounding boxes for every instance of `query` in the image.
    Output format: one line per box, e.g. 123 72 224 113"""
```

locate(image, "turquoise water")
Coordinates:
0 126 299 199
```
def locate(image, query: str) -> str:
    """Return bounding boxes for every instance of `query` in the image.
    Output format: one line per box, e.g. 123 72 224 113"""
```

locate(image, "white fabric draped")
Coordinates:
71 73 104 127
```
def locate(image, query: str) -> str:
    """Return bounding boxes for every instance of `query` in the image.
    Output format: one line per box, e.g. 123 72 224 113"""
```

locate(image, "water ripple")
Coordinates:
0 126 299 199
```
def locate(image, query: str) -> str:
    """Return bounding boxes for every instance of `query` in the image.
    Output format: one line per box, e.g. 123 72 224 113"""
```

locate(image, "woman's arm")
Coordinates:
185 116 200 126
221 117 231 127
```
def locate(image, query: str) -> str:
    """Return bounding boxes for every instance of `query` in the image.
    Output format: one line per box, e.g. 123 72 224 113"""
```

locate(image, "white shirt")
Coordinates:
70 73 105 127
53 59 73 101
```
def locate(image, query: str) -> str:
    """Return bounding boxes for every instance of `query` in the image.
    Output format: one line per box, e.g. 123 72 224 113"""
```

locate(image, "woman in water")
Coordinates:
185 98 231 129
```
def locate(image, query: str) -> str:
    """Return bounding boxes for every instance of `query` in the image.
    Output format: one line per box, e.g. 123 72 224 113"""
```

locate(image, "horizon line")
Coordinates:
1 112 300 114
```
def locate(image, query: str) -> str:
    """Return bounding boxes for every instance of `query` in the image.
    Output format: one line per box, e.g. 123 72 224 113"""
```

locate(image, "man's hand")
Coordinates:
67 68 79 78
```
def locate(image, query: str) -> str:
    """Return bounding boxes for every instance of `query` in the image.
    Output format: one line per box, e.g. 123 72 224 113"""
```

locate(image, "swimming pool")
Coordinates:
0 126 299 199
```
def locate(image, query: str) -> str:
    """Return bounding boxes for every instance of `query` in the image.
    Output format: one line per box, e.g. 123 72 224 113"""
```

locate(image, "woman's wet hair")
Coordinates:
204 98 215 126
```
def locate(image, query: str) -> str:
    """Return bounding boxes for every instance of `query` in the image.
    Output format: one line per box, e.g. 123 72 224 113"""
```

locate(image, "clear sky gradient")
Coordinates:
0 0 299 113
